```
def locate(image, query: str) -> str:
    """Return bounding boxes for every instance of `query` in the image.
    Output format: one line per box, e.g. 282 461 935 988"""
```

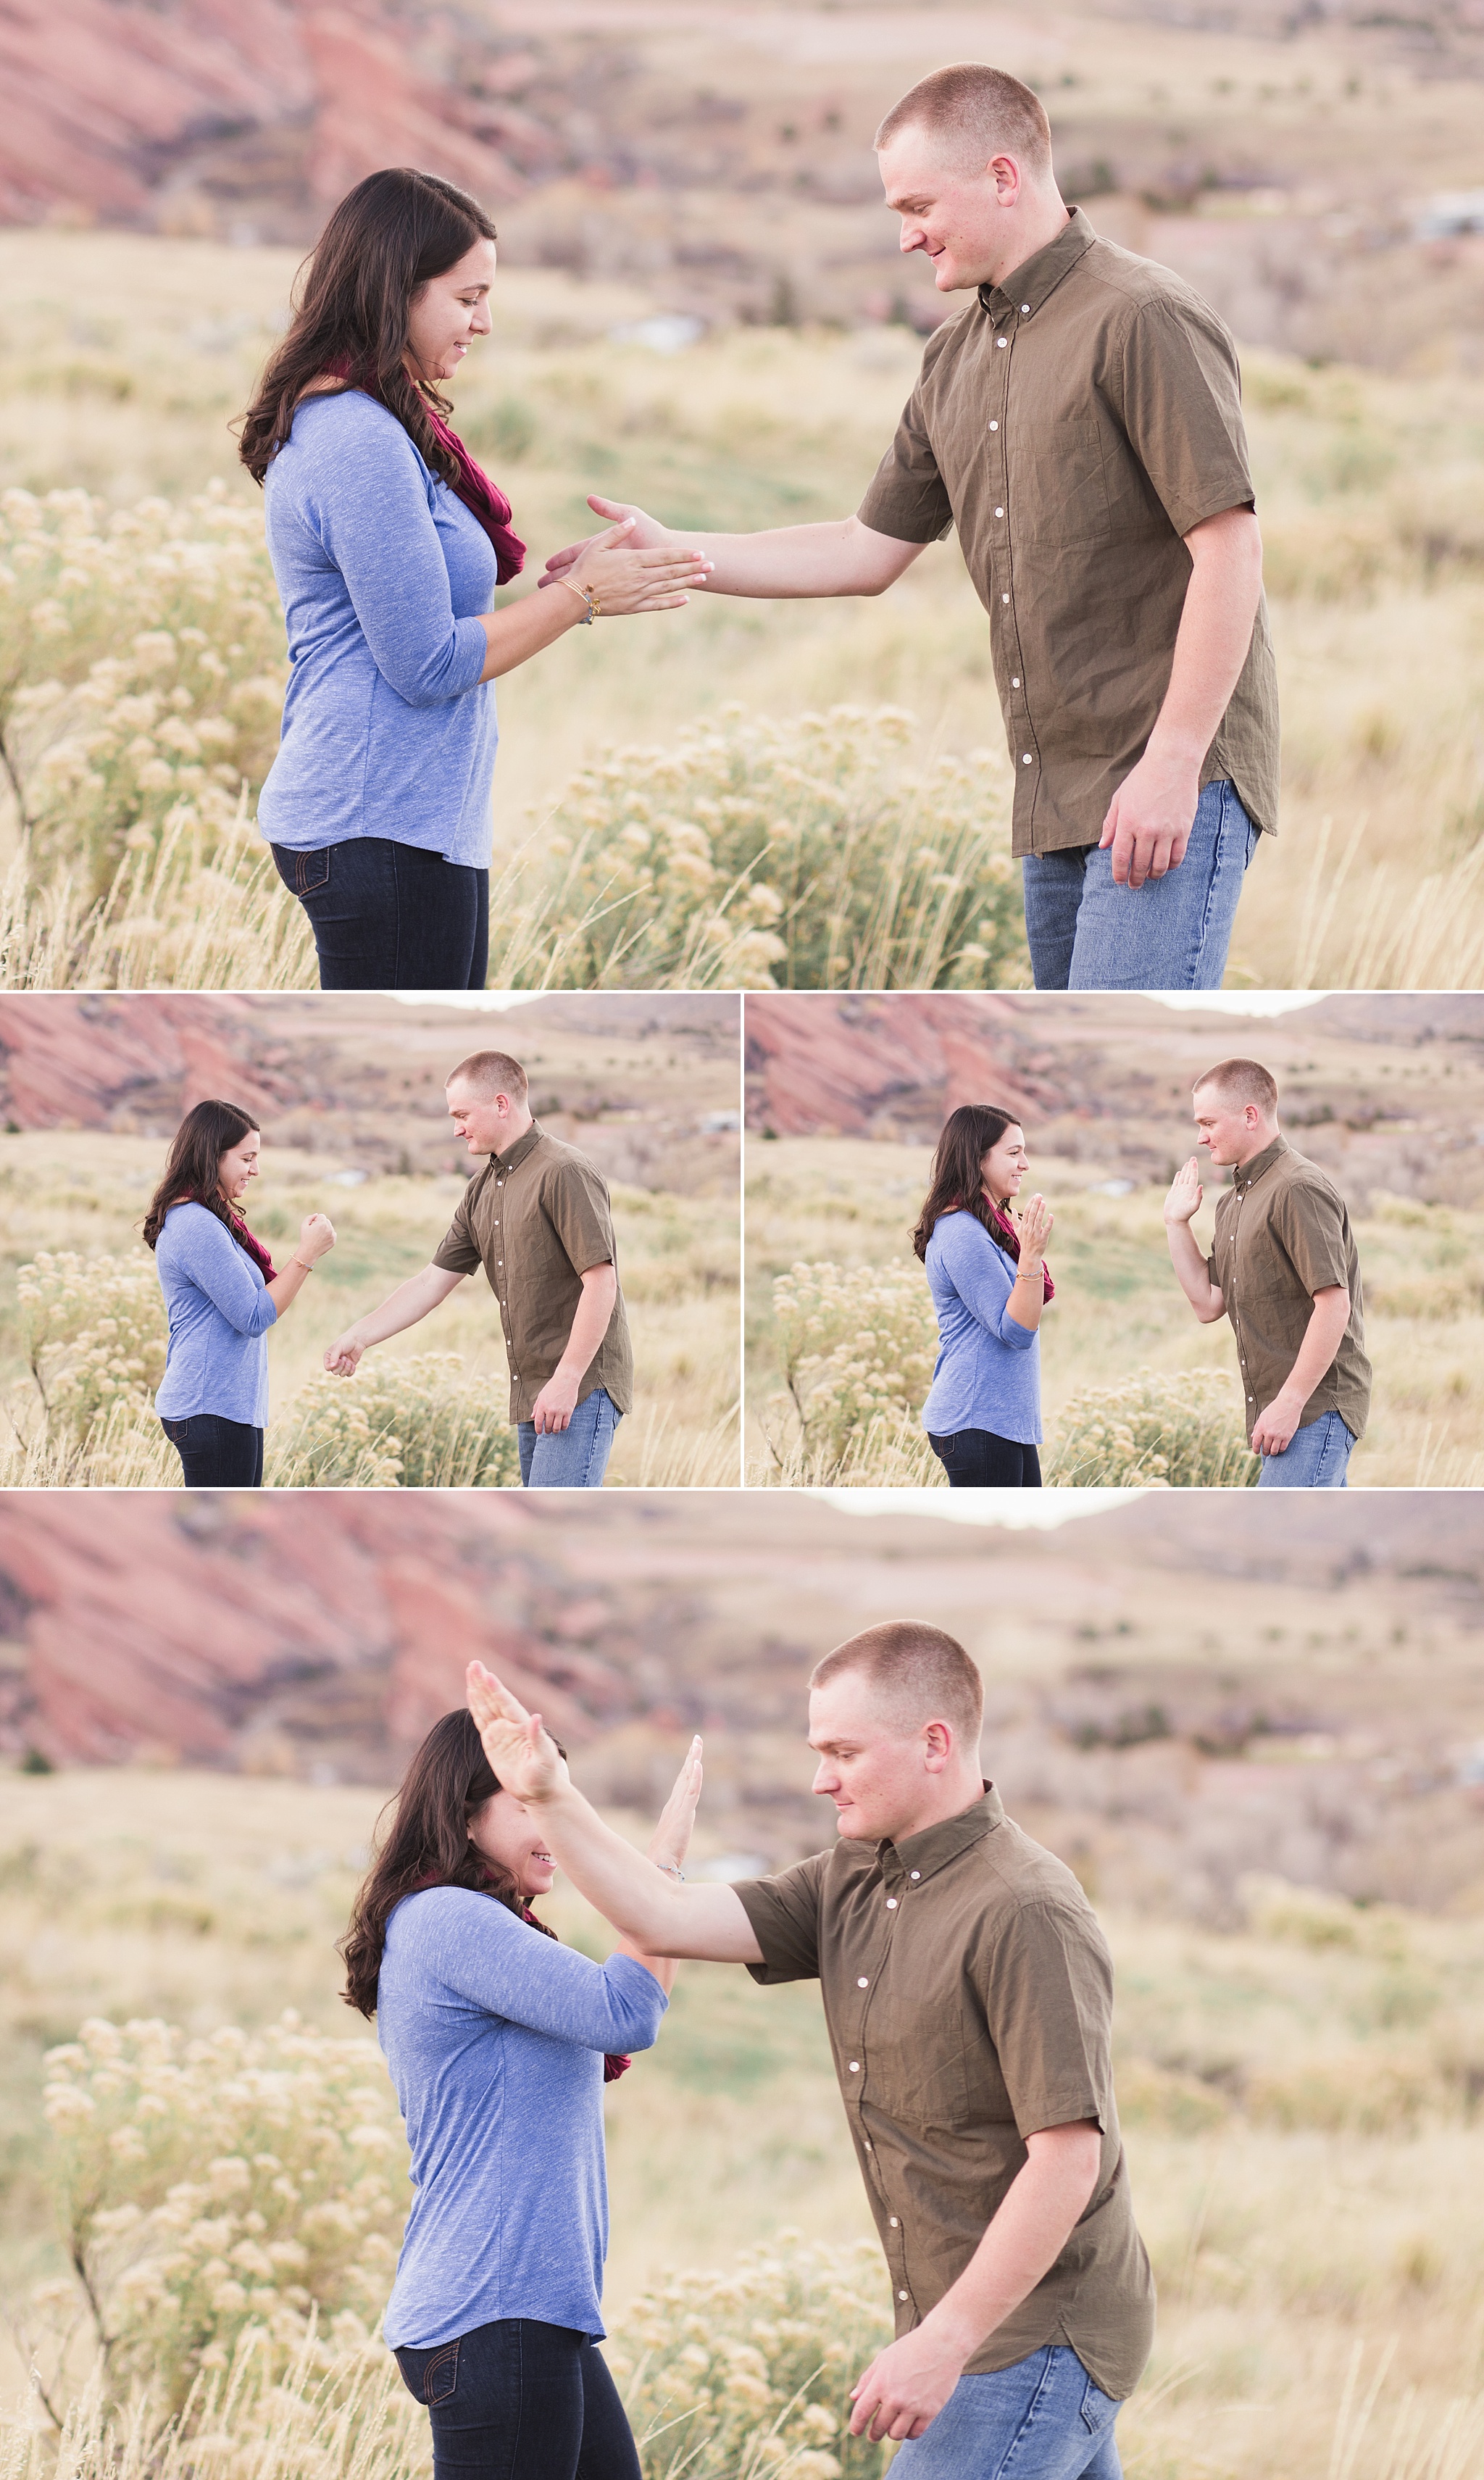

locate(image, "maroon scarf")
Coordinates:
225 1209 277 1285
984 1197 1055 1304
330 365 525 584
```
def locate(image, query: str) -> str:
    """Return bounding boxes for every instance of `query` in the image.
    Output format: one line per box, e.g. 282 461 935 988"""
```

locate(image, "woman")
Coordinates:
340 1708 699 2480
238 168 709 990
143 1099 335 1489
913 1102 1055 1490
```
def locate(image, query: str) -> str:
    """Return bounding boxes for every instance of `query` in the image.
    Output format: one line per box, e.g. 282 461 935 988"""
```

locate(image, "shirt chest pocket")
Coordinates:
859 1967 1006 2134
1012 417 1112 549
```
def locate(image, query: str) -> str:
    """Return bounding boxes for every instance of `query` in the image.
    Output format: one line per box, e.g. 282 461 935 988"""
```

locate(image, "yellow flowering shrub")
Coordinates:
33 2015 409 2411
761 1258 939 1481
1044 1368 1259 1488
1 484 286 900
529 705 1029 991
609 2234 894 2479
267 1355 522 1489
16 1250 168 1439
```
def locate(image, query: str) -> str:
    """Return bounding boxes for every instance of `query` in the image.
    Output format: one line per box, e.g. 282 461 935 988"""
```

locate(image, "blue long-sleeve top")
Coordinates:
257 391 500 865
919 1209 1042 1444
377 1886 668 2350
152 1202 278 1428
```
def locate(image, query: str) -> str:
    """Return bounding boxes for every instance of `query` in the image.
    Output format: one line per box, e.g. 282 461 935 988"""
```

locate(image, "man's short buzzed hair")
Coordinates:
446 1049 529 1103
811 1621 984 1747
875 65 1054 183
1193 1058 1279 1118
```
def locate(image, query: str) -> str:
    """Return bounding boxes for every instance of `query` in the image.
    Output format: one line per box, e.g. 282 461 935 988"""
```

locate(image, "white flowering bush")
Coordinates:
267 1355 522 1489
1044 1368 1259 1488
16 1251 168 1439
31 2015 409 2413
609 2235 894 2479
528 706 1029 991
760 1259 940 1482
1 485 286 900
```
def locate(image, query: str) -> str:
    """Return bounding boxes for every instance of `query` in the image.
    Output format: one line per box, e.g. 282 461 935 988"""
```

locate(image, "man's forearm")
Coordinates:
528 1781 761 1961
349 1264 462 1351
1167 1220 1223 1318
556 1270 617 1383
1146 509 1264 768
1282 1289 1351 1404
678 515 923 599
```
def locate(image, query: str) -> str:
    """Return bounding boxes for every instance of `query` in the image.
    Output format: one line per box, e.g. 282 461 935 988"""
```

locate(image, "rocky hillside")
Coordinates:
744 991 1484 1208
5 0 1483 365
1 1491 1479 1920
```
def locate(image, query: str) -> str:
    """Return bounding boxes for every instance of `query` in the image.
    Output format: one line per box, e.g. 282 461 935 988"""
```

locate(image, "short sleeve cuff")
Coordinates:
732 1875 821 1986
1001 1311 1038 1349
448 614 492 697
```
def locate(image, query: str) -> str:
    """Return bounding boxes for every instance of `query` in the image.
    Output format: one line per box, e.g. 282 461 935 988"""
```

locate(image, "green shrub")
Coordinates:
267 1355 522 1489
1044 1368 1259 1488
761 1258 940 1482
30 2014 409 2413
16 1250 168 1438
609 2234 894 2479
527 704 1030 990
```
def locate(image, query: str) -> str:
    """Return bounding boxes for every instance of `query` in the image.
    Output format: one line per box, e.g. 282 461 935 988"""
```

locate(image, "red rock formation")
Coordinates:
0 995 277 1128
745 993 1050 1137
301 10 525 209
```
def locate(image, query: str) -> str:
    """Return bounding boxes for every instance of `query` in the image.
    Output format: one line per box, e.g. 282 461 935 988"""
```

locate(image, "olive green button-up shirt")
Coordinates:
1207 1133 1372 1444
733 1788 1155 2401
431 1121 634 1423
857 207 1280 859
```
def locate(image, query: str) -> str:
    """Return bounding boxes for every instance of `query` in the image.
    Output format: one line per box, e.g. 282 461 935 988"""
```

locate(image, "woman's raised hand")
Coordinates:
466 1660 570 1803
647 1735 704 1876
1017 1192 1054 1267
567 517 712 616
297 1212 337 1263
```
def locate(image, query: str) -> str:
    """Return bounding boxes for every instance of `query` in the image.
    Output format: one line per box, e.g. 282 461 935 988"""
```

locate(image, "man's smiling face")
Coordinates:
877 124 1009 293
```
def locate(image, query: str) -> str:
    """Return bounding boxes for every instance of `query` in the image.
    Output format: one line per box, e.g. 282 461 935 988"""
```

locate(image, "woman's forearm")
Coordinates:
1006 1264 1045 1333
264 1257 315 1315
478 583 584 681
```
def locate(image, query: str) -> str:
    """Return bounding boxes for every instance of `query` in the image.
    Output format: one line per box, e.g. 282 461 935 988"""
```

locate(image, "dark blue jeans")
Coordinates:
159 1413 264 1488
271 837 489 989
928 1428 1042 1489
393 2319 640 2480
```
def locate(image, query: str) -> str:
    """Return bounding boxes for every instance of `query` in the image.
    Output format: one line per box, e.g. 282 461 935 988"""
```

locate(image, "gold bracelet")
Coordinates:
557 575 599 625
291 1257 316 1273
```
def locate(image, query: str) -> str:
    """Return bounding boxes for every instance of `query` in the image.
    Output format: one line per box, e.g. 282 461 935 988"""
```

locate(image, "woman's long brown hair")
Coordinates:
912 1102 1023 1263
142 1099 261 1252
339 1709 522 2019
238 168 498 493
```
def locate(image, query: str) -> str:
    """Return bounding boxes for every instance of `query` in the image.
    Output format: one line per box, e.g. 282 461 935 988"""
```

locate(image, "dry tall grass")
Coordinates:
745 1138 1484 1488
2 238 1482 989
0 1134 739 1489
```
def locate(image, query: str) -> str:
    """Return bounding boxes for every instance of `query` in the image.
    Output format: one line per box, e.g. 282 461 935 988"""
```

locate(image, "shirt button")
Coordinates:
1022 753 1033 765
996 336 1007 348
909 1871 921 1881
1020 302 1030 313
1001 591 1010 604
995 507 1004 517
989 420 999 431
864 2139 873 2150
885 1897 898 1910
849 2061 860 2072
857 1976 869 1988
1012 675 1021 687
899 2289 909 2302
888 2216 899 2228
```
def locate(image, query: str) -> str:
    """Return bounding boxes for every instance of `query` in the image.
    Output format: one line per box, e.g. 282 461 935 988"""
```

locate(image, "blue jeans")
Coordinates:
1022 779 1259 989
393 2317 639 2480
1256 1407 1355 1488
517 1388 621 1489
890 2347 1122 2480
271 836 489 990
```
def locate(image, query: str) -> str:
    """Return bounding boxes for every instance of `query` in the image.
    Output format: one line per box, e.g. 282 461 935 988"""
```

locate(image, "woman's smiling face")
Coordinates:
217 1130 261 1204
404 238 497 386
980 1124 1028 1205
467 1786 556 1901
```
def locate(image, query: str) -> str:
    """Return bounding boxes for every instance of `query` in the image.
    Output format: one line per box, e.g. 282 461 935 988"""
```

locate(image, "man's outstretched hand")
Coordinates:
466 1661 569 1802
543 495 675 583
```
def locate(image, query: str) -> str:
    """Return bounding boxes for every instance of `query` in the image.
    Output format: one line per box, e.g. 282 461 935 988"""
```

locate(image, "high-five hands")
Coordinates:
648 1736 704 1875
465 1660 570 1802
1163 1158 1205 1226
558 512 710 614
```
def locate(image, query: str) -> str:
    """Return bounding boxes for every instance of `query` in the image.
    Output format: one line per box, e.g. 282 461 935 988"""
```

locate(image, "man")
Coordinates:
1164 1056 1372 1488
323 1049 633 1489
546 63 1277 993
466 1625 1155 2475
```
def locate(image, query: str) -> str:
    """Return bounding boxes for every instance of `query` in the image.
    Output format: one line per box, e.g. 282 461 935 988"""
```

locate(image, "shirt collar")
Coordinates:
978 204 1097 324
1232 1133 1289 1194
491 1119 544 1173
878 1783 1004 1889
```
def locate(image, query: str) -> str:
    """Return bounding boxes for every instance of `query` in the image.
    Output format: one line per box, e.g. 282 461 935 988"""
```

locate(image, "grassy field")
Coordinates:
744 1137 1484 1489
2 1765 1482 2480
0 1132 740 1487
1 233 1483 988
